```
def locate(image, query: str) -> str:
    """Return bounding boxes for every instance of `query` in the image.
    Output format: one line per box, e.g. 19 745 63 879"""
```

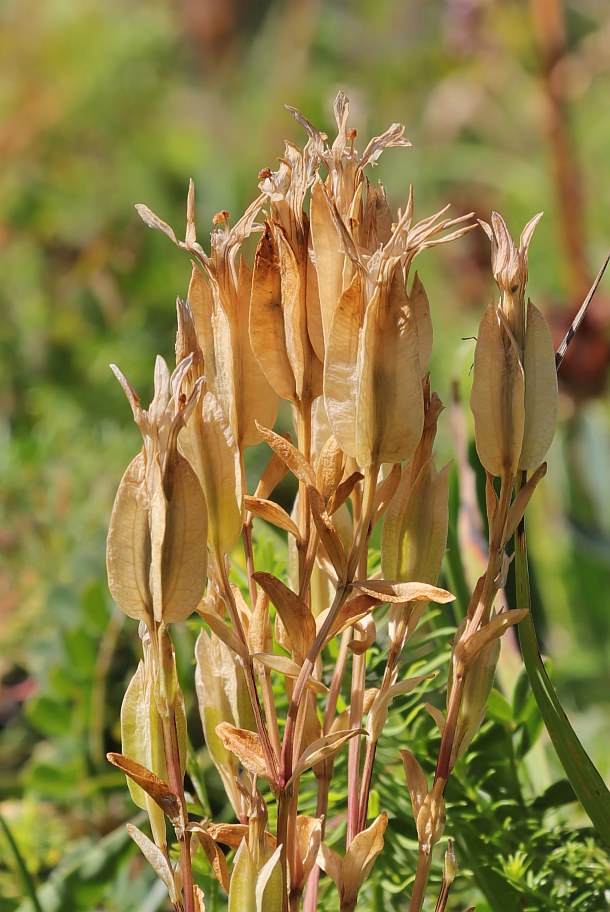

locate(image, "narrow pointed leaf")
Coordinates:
515 491 610 847
215 723 269 780
245 495 302 540
400 749 429 820
252 653 328 693
107 753 181 825
353 579 454 604
308 485 348 578
252 571 316 662
255 423 316 486
126 824 177 901
135 204 178 245
289 728 365 784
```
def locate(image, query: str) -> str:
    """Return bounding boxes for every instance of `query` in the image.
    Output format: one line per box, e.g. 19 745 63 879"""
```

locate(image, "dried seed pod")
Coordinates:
107 358 208 625
471 213 557 477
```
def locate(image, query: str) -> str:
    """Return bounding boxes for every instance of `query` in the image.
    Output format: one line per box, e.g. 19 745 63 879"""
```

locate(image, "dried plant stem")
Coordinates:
346 512 373 846
277 783 294 912
154 628 195 912
242 511 283 759
346 646 367 847
281 466 378 786
303 628 353 912
296 398 313 588
215 553 279 782
409 850 433 912
242 515 259 611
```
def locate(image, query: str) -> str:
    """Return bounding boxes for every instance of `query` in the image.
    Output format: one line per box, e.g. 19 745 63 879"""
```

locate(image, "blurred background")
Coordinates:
1 0 609 909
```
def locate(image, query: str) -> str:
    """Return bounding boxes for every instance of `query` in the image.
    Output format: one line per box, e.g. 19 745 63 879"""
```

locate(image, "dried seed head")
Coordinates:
106 358 208 624
471 213 557 476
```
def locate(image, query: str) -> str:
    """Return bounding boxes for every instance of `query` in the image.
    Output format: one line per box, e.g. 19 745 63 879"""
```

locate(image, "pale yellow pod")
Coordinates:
277 226 323 404
470 304 525 478
310 177 344 351
235 259 279 447
160 452 208 622
120 662 167 848
323 272 363 460
519 300 558 470
107 452 153 623
381 459 449 586
250 224 296 402
409 272 433 376
356 266 423 467
180 389 242 557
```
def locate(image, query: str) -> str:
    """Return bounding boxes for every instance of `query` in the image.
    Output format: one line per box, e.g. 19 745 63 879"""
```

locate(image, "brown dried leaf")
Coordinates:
126 824 177 901
245 495 302 540
289 728 365 784
255 423 316 486
318 592 380 644
399 749 428 820
352 579 454 604
252 446 290 501
206 822 276 850
252 653 328 694
135 204 178 245
191 826 231 893
197 611 248 660
328 470 363 515
215 723 269 781
248 589 272 656
250 222 296 402
252 571 316 662
343 812 388 898
107 753 181 826
461 609 528 665
106 453 152 622
503 462 547 545
372 463 401 523
308 485 348 579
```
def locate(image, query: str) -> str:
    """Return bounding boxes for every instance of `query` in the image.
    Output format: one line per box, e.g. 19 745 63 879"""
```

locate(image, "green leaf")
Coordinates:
515 479 610 848
486 688 514 725
530 779 577 812
0 812 44 912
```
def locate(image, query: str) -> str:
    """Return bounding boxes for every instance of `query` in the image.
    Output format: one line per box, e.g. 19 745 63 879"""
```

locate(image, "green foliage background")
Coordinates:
1 0 609 909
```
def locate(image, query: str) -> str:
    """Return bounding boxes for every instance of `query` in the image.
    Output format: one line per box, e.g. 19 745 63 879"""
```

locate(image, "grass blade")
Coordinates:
0 810 45 912
514 490 610 847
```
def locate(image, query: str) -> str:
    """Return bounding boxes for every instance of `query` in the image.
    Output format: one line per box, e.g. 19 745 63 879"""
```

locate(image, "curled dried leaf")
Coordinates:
215 723 270 781
107 753 181 826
